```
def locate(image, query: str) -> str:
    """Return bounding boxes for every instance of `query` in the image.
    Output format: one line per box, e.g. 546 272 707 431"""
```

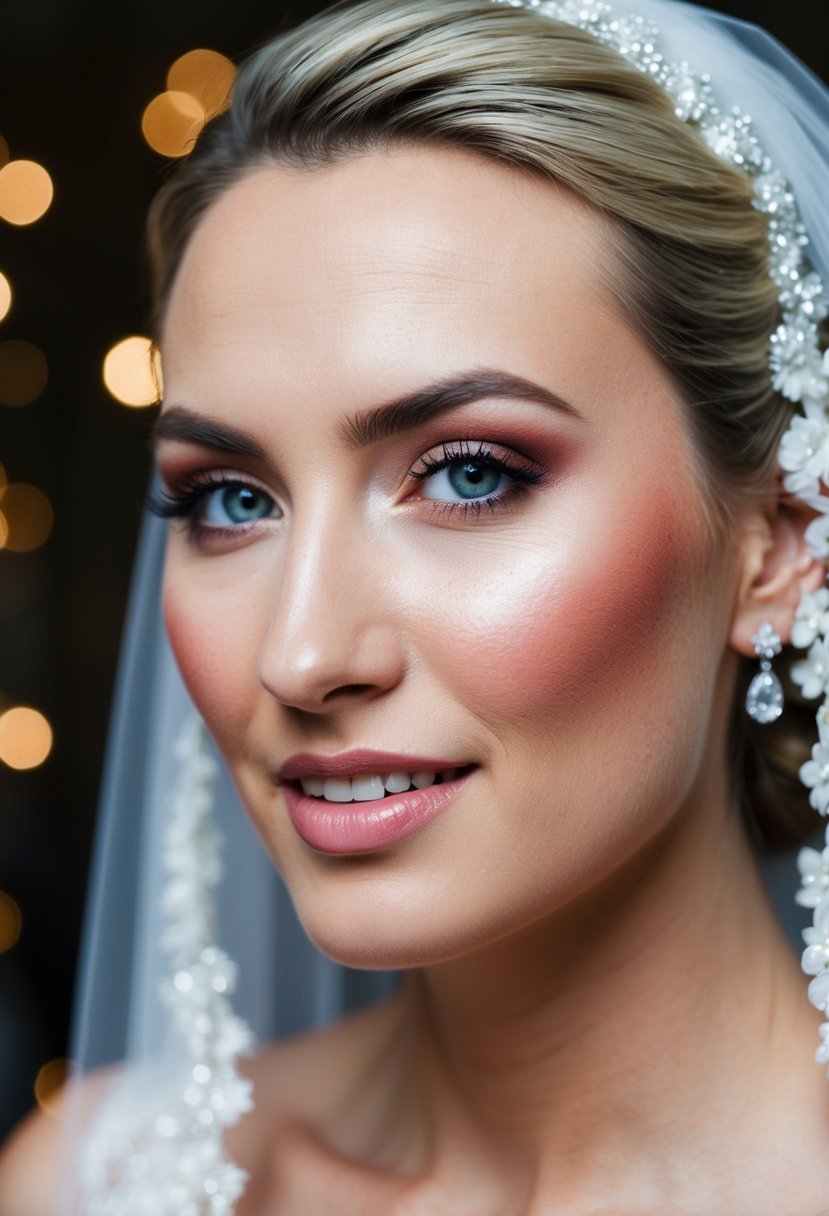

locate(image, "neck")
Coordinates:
381 795 823 1208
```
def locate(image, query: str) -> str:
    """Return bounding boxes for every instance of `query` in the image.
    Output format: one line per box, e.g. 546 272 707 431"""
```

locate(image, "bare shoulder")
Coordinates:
0 995 404 1216
0 1070 113 1216
226 992 409 1215
0 1104 61 1216
228 990 407 1172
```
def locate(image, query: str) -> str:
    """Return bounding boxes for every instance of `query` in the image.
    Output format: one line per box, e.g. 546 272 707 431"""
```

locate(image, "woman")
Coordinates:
2 0 829 1211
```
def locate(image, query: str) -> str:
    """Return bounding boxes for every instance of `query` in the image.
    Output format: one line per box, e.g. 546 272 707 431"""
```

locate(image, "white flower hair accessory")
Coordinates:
494 0 829 1067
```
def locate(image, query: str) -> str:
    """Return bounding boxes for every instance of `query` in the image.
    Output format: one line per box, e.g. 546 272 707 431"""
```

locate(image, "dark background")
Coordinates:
0 0 826 1141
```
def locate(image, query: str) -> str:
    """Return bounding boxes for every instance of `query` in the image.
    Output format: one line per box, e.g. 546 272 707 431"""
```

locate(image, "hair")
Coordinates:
145 0 816 849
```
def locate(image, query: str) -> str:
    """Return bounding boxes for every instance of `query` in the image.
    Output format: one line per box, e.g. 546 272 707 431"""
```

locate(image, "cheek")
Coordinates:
425 482 720 756
162 564 260 754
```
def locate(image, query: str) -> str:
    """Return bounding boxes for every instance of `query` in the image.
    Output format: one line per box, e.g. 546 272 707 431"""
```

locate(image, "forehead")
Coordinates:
159 145 644 413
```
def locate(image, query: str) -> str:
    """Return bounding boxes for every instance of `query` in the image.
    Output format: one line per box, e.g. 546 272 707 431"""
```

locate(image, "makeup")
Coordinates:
282 766 476 853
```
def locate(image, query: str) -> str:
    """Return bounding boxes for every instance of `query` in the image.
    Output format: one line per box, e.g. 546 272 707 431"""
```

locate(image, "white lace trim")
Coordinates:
77 716 254 1214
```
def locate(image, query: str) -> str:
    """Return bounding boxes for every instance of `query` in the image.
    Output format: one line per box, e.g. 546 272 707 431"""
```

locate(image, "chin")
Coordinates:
269 852 490 970
296 914 475 971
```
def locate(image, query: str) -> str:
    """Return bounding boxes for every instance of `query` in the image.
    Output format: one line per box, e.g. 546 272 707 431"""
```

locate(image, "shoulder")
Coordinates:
0 1105 61 1216
227 991 406 1173
0 994 404 1216
225 993 410 1214
0 1070 113 1216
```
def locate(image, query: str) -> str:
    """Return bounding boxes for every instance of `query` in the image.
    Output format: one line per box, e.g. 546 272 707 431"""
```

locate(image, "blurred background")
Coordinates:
0 0 826 1141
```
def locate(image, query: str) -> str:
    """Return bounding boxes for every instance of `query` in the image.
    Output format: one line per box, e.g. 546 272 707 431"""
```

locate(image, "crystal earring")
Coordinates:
745 622 784 724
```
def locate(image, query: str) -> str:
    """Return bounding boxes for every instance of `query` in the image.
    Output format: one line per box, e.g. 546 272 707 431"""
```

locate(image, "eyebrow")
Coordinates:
338 370 577 448
151 409 266 459
151 369 577 457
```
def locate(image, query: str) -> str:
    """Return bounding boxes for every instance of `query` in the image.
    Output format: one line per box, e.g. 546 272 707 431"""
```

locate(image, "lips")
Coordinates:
281 764 477 854
278 749 474 783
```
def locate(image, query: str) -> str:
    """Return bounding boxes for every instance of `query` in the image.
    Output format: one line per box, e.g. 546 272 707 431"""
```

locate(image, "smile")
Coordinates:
297 766 471 803
283 765 478 854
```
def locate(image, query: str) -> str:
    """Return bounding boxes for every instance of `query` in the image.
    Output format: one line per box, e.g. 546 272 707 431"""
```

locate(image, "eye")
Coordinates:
408 440 544 517
423 457 508 500
148 474 279 537
201 483 275 527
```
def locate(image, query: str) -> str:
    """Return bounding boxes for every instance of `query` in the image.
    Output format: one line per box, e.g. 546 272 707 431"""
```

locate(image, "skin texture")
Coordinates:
160 149 737 970
4 144 828 1215
151 147 829 1214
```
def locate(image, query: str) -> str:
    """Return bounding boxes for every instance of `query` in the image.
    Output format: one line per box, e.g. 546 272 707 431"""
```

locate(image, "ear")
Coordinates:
730 493 826 657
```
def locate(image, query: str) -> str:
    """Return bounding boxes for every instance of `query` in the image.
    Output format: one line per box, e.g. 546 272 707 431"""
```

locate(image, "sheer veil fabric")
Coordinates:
60 497 398 1213
60 1 829 1211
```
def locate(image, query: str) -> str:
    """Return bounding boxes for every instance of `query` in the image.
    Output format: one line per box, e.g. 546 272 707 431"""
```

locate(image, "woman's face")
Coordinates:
157 146 745 967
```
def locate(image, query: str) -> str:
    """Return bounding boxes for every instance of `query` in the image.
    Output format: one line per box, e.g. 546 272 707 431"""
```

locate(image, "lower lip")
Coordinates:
282 768 476 855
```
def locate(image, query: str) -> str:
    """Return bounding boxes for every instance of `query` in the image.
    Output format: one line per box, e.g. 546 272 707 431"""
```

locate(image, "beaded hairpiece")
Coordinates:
494 0 829 1063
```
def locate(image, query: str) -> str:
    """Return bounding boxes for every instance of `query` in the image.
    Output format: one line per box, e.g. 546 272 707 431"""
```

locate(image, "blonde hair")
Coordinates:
146 0 809 846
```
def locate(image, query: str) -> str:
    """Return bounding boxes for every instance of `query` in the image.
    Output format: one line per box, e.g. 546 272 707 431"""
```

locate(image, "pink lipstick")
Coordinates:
280 763 476 854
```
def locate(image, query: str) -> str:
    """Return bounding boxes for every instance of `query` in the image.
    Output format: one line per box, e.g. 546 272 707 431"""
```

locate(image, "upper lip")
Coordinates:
278 749 474 782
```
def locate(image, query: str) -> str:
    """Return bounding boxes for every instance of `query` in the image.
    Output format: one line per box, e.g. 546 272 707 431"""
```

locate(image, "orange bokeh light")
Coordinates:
0 339 48 406
167 48 235 119
0 706 54 769
0 159 53 225
34 1059 75 1116
0 272 11 323
103 336 162 407
0 891 22 953
141 91 205 158
0 484 54 552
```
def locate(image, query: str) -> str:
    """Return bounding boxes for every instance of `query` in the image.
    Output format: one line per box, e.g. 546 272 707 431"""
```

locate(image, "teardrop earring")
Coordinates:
745 622 784 724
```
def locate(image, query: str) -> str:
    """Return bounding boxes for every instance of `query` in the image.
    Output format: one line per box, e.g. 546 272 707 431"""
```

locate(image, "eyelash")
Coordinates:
145 469 264 542
148 440 545 540
408 440 544 519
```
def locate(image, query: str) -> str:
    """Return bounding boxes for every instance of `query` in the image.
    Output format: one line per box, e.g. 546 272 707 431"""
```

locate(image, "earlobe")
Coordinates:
730 499 827 657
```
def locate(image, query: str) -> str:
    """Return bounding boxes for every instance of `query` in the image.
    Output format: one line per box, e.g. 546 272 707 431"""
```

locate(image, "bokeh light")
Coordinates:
167 48 235 118
103 335 162 407
0 159 54 225
141 91 205 158
0 272 11 323
0 484 54 552
0 891 22 953
0 706 54 770
34 1059 75 1116
0 339 48 406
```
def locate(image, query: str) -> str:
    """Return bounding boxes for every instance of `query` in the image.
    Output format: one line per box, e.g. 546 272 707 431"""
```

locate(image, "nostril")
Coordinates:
321 683 375 702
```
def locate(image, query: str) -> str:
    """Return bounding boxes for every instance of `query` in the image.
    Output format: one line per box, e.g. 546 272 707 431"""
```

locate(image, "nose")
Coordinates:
257 510 406 714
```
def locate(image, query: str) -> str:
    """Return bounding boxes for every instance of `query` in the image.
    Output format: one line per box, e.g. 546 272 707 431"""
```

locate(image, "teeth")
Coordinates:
321 778 356 802
351 774 386 802
383 771 411 794
299 767 461 802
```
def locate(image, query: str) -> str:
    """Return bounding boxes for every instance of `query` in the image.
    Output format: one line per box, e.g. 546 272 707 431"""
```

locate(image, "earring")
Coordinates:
745 622 784 724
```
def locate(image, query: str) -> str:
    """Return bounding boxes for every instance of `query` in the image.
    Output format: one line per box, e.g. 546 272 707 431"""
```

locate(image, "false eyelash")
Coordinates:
143 469 269 527
146 473 264 522
409 438 544 488
407 440 546 522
